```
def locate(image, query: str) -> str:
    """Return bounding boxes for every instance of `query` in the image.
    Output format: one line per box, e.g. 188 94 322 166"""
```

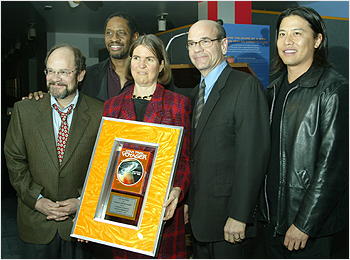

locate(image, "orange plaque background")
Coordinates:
71 118 183 256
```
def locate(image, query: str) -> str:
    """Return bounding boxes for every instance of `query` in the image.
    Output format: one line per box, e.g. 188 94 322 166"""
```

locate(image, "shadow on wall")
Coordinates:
329 46 349 80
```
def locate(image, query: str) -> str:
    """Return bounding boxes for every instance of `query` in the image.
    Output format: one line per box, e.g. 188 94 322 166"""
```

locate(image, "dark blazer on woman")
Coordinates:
103 84 192 259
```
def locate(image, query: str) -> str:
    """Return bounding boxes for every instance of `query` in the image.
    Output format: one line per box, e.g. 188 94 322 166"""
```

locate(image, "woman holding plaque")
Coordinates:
103 34 191 259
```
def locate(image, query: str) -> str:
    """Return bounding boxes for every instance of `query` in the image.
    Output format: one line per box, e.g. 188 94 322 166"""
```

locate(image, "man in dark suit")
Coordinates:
4 44 103 258
185 20 270 258
80 12 139 101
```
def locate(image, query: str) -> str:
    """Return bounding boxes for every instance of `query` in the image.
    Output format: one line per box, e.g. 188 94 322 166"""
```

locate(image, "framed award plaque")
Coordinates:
97 139 157 228
71 117 183 256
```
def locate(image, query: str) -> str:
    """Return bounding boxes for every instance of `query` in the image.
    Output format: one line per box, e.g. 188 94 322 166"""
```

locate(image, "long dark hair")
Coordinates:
272 6 329 75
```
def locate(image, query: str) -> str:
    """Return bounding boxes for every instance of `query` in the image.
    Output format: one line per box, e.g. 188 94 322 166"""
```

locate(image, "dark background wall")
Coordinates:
2 1 47 197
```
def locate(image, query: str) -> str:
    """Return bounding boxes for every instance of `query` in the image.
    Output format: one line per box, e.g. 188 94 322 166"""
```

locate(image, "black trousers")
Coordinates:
262 222 333 259
19 232 89 259
192 237 252 259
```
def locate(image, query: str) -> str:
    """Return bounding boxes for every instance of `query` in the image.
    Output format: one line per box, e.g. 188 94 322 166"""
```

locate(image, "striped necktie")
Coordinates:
194 80 206 128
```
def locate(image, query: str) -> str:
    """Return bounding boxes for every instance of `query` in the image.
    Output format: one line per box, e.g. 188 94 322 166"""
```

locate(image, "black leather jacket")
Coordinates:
260 65 348 237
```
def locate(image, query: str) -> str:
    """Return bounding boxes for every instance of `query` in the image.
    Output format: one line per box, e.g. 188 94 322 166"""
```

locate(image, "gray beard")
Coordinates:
48 84 77 99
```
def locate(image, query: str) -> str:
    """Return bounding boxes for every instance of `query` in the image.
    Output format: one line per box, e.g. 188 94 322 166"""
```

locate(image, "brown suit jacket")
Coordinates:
4 93 103 244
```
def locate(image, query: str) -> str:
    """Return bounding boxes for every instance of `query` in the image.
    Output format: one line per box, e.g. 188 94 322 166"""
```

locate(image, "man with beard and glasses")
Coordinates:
4 44 103 259
26 12 139 101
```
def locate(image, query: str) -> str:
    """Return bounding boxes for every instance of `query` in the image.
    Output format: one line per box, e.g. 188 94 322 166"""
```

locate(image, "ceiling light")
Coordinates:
68 1 80 8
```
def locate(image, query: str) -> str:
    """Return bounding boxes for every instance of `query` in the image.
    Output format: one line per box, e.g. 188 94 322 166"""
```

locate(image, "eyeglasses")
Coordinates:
44 68 76 78
186 38 222 49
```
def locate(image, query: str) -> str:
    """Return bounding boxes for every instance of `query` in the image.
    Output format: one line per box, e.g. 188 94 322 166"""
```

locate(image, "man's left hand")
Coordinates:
284 224 309 251
224 217 246 243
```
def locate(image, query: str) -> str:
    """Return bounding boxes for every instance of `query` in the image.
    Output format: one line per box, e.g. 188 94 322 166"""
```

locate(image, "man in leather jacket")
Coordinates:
261 6 348 258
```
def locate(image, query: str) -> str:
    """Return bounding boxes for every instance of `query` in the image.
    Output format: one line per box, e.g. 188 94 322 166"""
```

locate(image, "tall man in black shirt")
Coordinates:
80 12 139 101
